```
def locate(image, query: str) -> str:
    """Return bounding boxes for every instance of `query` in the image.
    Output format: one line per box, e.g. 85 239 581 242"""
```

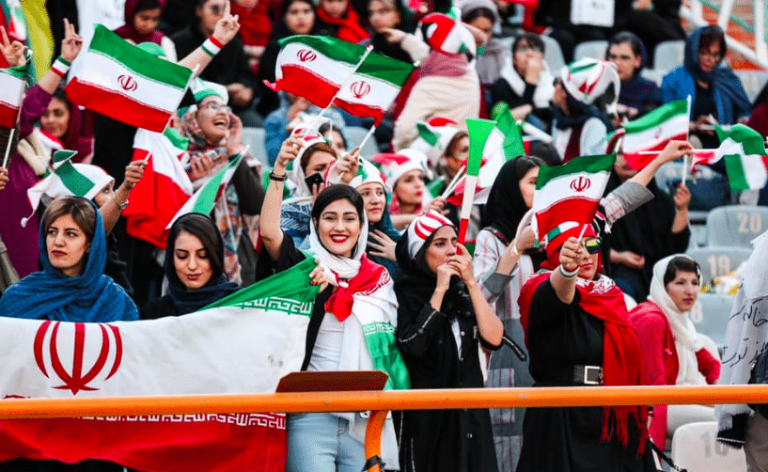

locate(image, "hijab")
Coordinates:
113 0 167 45
164 213 240 315
369 0 415 64
481 158 533 243
0 198 138 322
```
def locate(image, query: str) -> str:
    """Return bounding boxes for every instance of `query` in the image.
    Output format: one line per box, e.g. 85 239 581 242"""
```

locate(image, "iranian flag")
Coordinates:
123 128 194 248
0 257 320 471
267 35 414 124
166 153 244 229
690 124 768 191
66 24 194 132
621 99 688 170
0 60 29 128
532 153 615 244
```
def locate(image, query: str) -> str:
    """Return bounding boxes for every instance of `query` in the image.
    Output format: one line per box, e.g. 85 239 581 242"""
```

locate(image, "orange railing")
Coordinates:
2 385 767 471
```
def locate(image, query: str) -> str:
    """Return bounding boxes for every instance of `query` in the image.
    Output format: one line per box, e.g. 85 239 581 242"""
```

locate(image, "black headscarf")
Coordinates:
480 158 533 243
369 0 416 64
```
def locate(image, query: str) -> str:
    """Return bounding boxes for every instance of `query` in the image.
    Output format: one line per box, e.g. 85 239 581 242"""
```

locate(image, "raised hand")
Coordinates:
212 1 241 46
0 25 26 67
558 237 582 272
368 230 397 261
226 114 244 155
60 18 83 63
674 184 691 211
122 160 146 191
275 135 303 172
0 166 8 192
447 243 475 284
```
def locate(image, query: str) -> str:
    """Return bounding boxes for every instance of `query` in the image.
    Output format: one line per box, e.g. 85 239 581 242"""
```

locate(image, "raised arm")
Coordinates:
260 135 302 260
178 2 240 76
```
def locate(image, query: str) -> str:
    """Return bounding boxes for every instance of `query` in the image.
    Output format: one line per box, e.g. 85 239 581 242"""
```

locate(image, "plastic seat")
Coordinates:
573 40 608 61
734 70 768 103
686 246 752 285
670 421 746 472
241 127 269 167
640 68 664 86
689 294 734 347
343 126 380 159
540 35 566 74
653 40 685 72
705 205 768 248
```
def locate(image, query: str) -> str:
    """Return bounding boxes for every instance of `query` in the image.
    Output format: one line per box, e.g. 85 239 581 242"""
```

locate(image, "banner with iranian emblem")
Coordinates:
0 258 320 472
621 99 688 170
0 59 29 128
532 153 615 244
267 35 414 124
66 24 194 131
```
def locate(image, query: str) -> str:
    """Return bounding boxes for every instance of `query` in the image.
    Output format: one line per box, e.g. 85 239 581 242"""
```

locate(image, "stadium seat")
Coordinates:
670 421 747 472
640 68 664 86
573 41 608 61
343 126 380 159
686 246 752 285
705 205 768 248
241 127 269 167
654 40 685 72
690 293 734 347
734 70 768 103
540 35 566 74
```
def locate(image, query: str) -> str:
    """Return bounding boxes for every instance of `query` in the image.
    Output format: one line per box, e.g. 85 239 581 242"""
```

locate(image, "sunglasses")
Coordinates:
581 237 602 255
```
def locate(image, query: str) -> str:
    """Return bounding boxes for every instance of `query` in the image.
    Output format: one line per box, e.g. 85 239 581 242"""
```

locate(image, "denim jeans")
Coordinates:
285 413 367 472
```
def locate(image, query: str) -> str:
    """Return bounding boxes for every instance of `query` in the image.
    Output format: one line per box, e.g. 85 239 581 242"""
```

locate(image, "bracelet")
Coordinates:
269 171 287 182
558 264 579 278
113 193 129 210
51 57 71 78
201 36 224 57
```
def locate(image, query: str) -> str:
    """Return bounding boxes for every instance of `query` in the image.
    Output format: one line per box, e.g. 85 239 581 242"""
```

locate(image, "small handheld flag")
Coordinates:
458 118 495 243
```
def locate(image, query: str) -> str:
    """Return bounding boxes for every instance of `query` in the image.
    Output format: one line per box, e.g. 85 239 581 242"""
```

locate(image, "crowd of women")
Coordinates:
0 0 767 471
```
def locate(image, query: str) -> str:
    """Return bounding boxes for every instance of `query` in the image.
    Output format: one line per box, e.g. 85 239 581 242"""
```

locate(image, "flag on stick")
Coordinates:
0 59 29 129
619 99 688 170
690 124 768 191
458 118 495 243
66 24 194 132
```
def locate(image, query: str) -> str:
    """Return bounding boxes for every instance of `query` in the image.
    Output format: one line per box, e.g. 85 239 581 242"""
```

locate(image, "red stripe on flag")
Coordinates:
0 102 19 129
273 65 340 109
623 131 688 170
535 197 601 240
66 79 172 132
334 100 386 125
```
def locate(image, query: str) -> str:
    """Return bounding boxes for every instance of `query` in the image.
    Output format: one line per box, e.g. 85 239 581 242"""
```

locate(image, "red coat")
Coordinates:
630 301 679 447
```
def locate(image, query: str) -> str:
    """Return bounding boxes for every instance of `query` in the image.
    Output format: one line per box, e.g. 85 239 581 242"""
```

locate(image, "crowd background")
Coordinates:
0 0 767 471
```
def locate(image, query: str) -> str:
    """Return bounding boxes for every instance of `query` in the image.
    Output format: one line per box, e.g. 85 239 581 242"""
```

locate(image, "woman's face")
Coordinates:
195 96 231 143
394 169 425 208
93 182 114 208
512 39 543 77
134 7 162 36
665 270 699 312
173 231 214 290
467 16 493 43
444 136 469 178
358 182 386 224
607 42 641 82
424 225 457 275
46 214 90 277
698 42 722 74
323 130 347 156
41 98 71 139
316 199 361 258
571 237 600 280
552 78 568 113
368 0 400 33
519 166 539 209
321 0 348 18
284 1 315 35
196 0 226 35
304 150 336 176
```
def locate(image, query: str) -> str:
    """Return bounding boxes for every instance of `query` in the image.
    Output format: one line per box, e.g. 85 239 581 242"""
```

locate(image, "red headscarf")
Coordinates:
518 224 649 453
316 2 370 43
113 0 167 45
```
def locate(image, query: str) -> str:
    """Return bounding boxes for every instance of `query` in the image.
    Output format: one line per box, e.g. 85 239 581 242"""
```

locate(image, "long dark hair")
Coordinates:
312 185 365 224
167 213 225 284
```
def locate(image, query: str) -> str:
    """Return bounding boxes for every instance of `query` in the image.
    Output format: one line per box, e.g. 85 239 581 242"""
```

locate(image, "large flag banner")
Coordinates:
0 257 320 472
66 24 194 132
166 153 244 229
123 128 194 248
621 99 688 170
267 35 413 124
532 153 615 244
0 59 29 128
690 124 768 191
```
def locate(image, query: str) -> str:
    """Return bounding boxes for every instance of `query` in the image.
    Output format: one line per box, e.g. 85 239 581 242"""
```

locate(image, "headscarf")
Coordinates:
518 223 648 452
164 214 240 315
683 26 751 121
373 150 432 215
555 58 619 131
114 0 166 44
481 158 532 243
113 0 167 45
647 254 708 386
369 0 414 64
316 0 370 43
0 198 138 322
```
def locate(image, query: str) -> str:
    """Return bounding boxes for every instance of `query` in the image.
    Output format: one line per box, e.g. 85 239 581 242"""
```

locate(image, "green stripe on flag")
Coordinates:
417 122 439 146
163 127 190 151
0 61 30 80
363 321 410 390
724 155 751 191
623 100 688 134
191 154 244 215
278 35 365 65
89 24 191 89
55 161 97 196
357 52 414 86
492 103 525 161
716 124 767 156
536 153 616 190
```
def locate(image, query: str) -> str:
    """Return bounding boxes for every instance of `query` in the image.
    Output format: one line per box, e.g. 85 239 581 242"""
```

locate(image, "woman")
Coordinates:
516 224 654 472
661 25 751 149
113 0 177 61
257 0 318 117
0 197 137 322
461 0 503 86
316 0 370 43
551 58 619 162
491 33 554 124
258 135 409 472
395 211 503 472
141 213 240 318
631 255 721 447
472 157 542 472
606 31 662 123
180 86 264 286
365 0 417 64
38 89 94 161
319 122 348 157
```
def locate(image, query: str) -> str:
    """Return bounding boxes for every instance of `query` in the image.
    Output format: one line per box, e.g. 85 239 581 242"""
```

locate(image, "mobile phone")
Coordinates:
304 172 324 191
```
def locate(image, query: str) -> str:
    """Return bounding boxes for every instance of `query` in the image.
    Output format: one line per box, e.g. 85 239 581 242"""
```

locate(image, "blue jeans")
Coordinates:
285 413 366 472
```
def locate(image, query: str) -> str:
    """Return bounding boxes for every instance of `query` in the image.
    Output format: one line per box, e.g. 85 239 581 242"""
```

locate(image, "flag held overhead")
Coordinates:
458 118 495 243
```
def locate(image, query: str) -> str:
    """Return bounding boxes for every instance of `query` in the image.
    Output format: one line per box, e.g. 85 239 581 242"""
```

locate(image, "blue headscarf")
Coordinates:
0 198 138 322
684 26 751 119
